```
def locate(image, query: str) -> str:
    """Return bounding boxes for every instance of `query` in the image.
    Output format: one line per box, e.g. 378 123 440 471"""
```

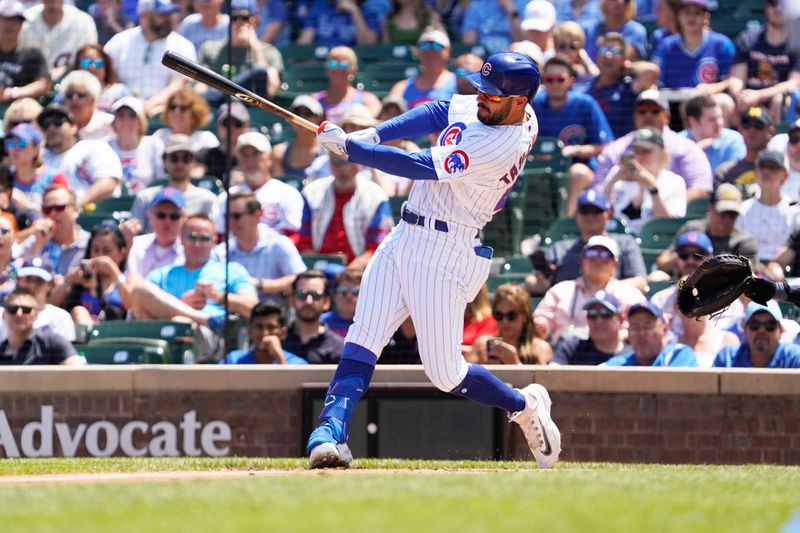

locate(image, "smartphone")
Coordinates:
531 250 551 275
80 259 92 280
486 337 503 360
621 153 635 171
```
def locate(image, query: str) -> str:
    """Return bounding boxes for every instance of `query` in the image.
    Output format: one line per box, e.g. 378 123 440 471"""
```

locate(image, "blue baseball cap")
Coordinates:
231 0 257 15
465 52 541 101
744 301 782 323
582 290 621 314
675 230 713 255
151 186 185 209
137 0 178 15
577 189 608 211
17 258 53 282
627 301 664 320
8 123 42 145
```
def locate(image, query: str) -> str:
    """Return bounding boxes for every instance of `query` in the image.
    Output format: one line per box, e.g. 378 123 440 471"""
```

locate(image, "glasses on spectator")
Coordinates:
717 210 739 219
294 289 326 301
185 232 214 242
4 139 27 150
231 14 252 22
677 250 707 261
556 41 579 51
220 118 245 128
586 308 615 320
418 41 444 52
228 211 254 221
38 117 69 129
478 91 504 103
492 310 519 321
544 76 567 84
455 67 468 78
6 119 31 129
154 211 181 221
326 60 351 70
636 106 662 115
741 120 766 130
79 58 105 69
65 91 90 101
293 108 317 118
167 153 193 164
583 248 614 261
168 103 191 112
5 304 33 315
597 45 623 56
789 132 800 145
335 286 360 296
745 319 779 332
42 204 69 215
577 207 604 216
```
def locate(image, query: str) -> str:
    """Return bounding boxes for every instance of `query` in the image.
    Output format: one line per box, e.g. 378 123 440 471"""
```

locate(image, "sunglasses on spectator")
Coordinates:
4 139 27 150
5 304 33 315
544 76 567 84
583 248 614 261
185 232 214 242
577 207 604 215
335 286 360 296
294 289 326 301
492 310 519 321
168 103 191 112
293 108 317 118
231 14 252 22
79 58 105 69
38 117 69 129
455 67 468 78
745 319 779 332
741 120 766 130
326 60 351 70
788 132 800 145
167 153 193 164
228 211 254 221
636 106 663 115
597 45 623 56
154 211 181 221
220 118 245 128
42 204 69 215
478 91 504 103
717 210 739 219
557 41 579 51
418 41 444 52
586 308 615 320
65 91 90 101
677 250 707 261
115 109 137 119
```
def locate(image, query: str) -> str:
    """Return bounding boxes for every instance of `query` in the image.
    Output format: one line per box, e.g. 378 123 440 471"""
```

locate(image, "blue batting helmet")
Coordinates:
465 52 541 101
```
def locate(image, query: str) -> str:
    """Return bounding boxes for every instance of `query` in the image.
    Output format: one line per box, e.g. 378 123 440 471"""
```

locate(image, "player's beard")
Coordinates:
477 99 511 126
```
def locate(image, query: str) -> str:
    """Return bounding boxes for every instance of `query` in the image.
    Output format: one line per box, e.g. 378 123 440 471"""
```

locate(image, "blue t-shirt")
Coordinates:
555 0 601 28
653 31 736 89
219 348 308 365
461 0 516 54
301 0 383 46
605 342 698 367
584 19 648 60
713 343 800 368
256 0 290 46
589 75 638 138
680 127 746 174
320 310 353 338
146 260 255 319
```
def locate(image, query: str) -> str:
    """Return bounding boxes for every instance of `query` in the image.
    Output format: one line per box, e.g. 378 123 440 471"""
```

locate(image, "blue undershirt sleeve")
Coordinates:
347 140 438 180
374 101 451 142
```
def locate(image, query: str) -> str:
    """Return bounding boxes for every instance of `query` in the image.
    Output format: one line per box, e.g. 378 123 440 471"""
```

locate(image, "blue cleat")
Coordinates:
307 422 352 469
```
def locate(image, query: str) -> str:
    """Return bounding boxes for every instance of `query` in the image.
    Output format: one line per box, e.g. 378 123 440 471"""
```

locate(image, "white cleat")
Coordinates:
308 442 353 469
510 383 561 469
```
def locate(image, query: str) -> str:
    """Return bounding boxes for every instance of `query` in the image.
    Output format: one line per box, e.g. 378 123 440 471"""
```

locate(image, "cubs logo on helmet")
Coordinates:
443 150 470 174
481 62 492 76
438 122 467 146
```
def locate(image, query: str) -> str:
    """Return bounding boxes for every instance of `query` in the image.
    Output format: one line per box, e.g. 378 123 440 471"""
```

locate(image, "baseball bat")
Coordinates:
161 50 319 133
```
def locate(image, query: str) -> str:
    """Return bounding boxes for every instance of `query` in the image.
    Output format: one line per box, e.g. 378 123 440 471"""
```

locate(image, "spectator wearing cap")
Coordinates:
103 0 197 114
320 267 362 337
388 27 456 110
38 104 122 207
3 96 41 133
736 150 800 262
714 301 800 368
534 235 646 341
552 290 630 365
603 126 687 234
715 106 776 195
18 0 97 81
507 0 557 63
296 0 383 47
766 119 800 200
0 257 75 342
729 0 800 125
197 0 283 105
569 89 712 216
124 186 185 278
211 191 306 303
604 302 697 366
196 101 250 181
107 96 165 194
178 0 229 52
655 183 758 272
214 131 304 240
652 0 735 96
0 0 50 103
0 287 82 365
58 69 114 141
681 95 746 174
71 44 132 113
381 0 441 46
6 123 68 209
313 46 382 127
153 88 220 154
130 134 218 234
271 95 325 179
525 189 646 296
461 0 525 56
583 0 648 61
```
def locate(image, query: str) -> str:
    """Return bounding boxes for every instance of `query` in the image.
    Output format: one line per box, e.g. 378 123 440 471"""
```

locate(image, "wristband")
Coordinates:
509 10 519 17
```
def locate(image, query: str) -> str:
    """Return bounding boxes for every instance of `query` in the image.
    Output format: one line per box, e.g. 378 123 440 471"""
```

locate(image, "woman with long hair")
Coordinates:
107 96 165 193
461 283 498 360
382 0 440 45
5 124 68 209
71 44 131 112
153 88 220 152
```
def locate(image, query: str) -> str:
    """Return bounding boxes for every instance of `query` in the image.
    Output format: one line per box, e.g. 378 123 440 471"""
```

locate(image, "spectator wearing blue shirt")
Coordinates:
321 267 362 337
554 0 602 29
648 0 679 53
583 0 648 60
714 301 800 368
257 0 291 45
296 0 382 46
461 0 526 54
220 303 308 364
605 301 698 366
681 95 746 174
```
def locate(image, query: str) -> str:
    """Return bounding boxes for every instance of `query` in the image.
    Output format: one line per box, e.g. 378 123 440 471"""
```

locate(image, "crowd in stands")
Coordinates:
0 0 797 369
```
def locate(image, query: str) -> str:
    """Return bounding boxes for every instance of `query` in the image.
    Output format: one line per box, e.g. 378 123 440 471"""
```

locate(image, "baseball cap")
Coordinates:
577 189 609 211
381 95 408 115
8 123 42 145
744 300 782 323
636 89 669 112
216 101 250 125
712 183 742 214
755 149 789 171
675 230 713 254
237 131 271 153
231 0 257 15
417 28 451 48
17 258 53 282
164 134 194 155
37 104 74 126
789 119 800 133
741 106 771 127
137 0 178 15
0 0 26 19
341 104 379 128
290 95 324 117
151 186 186 209
631 127 664 150
583 235 619 260
582 290 621 314
627 301 664 320
111 96 145 117
679 0 710 10
521 0 556 32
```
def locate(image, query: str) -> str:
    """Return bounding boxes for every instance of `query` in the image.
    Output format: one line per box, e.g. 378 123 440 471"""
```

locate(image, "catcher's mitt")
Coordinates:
676 254 753 318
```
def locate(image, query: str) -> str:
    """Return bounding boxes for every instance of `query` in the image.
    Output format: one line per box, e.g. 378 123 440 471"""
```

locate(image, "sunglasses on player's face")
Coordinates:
478 91 505 103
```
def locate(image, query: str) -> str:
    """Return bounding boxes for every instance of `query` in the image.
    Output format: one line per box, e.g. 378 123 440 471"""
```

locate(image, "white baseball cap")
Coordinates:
521 0 556 32
237 131 271 153
584 235 620 261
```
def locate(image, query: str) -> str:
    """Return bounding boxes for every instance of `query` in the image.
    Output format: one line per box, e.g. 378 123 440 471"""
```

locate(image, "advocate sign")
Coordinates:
0 406 232 457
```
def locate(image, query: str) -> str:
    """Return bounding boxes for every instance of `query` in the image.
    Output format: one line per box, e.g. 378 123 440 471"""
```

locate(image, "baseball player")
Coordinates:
306 52 561 469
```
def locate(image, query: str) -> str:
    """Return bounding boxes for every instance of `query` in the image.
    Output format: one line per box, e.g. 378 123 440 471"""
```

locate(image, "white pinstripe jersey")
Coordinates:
406 94 538 228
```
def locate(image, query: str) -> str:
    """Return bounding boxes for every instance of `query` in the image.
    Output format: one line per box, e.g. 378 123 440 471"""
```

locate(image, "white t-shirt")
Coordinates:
0 304 76 342
104 28 197 100
607 167 688 234
737 195 800 260
78 111 114 141
213 178 304 234
19 4 97 71
43 140 123 203
108 135 165 193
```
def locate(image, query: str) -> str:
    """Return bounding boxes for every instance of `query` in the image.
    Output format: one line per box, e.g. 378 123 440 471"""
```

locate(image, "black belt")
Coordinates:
401 208 449 232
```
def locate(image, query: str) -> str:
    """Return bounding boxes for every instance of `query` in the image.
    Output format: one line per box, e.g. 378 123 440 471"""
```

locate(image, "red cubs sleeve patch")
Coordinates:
443 150 470 174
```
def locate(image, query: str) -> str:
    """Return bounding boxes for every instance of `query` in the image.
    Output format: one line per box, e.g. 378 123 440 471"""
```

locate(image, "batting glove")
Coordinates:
317 121 348 157
347 126 380 145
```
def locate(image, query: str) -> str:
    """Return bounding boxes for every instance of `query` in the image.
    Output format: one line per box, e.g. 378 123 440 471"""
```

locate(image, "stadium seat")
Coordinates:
449 43 489 59
301 253 346 271
685 197 709 219
353 44 413 64
357 61 420 98
779 300 799 320
637 217 691 267
92 195 135 215
527 136 570 173
249 108 293 144
77 213 120 232
389 195 408 220
192 176 224 195
78 343 168 364
542 216 628 248
147 113 163 135
274 174 304 190
646 280 674 296
500 255 532 274
88 320 195 364
279 63 329 100
280 44 330 65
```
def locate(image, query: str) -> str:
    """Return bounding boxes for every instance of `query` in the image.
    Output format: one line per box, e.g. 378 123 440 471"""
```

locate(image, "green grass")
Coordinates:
0 459 798 533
